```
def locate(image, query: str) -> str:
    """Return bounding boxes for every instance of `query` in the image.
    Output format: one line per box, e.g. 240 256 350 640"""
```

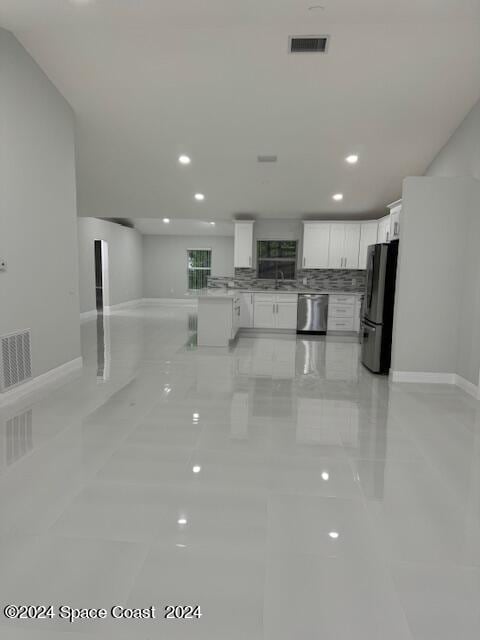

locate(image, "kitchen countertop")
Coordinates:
195 288 364 299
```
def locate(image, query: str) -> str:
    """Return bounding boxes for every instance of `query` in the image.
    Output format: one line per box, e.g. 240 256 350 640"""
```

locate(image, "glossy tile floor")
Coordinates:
1 303 480 639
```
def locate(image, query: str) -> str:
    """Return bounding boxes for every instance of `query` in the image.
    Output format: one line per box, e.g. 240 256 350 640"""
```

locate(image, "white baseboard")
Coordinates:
142 298 197 306
454 375 480 399
390 371 456 384
390 370 480 399
80 309 97 322
104 298 144 313
0 357 83 407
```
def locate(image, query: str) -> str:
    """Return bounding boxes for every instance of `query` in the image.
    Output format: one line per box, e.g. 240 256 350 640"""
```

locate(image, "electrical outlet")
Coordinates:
0 258 7 271
302 277 308 285
352 278 356 286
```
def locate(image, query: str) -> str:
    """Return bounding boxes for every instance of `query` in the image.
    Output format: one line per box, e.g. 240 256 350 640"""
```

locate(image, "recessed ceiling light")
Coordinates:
177 518 187 525
333 193 344 201
346 154 359 164
209 222 216 226
192 465 201 473
321 471 330 481
329 531 339 539
194 193 205 201
68 0 96 5
162 218 170 223
178 155 191 165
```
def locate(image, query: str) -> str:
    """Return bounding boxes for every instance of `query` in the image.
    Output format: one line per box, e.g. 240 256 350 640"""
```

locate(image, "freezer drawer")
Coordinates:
361 320 383 373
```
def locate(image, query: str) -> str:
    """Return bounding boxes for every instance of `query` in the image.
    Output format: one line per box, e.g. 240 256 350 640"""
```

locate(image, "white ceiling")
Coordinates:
1 0 480 221
135 218 234 236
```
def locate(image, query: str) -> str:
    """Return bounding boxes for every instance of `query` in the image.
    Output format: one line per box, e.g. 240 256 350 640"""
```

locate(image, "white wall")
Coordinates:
426 98 480 180
416 95 480 386
143 235 234 299
0 29 81 378
77 218 143 313
392 178 471 376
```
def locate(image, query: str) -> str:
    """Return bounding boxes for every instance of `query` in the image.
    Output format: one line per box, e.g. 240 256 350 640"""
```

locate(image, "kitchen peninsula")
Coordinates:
197 288 364 347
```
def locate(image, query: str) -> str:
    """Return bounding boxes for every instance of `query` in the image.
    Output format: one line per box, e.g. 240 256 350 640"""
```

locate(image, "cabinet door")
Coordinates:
275 302 298 330
239 293 254 328
359 222 378 269
377 217 390 243
234 222 254 268
344 224 361 269
254 301 275 328
302 223 330 269
328 224 345 268
390 207 401 240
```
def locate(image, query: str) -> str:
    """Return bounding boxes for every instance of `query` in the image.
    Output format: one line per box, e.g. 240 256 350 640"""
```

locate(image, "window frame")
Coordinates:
256 240 298 280
187 248 212 290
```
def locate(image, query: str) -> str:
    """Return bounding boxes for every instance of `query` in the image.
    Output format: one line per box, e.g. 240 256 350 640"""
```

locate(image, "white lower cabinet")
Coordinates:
254 294 298 330
253 300 275 328
239 292 254 328
276 301 298 329
327 294 357 333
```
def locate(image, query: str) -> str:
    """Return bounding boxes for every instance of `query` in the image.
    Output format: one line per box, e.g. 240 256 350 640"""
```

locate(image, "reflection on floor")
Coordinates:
0 303 479 639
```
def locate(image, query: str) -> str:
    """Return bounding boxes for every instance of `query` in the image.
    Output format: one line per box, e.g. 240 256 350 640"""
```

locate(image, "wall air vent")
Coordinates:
0 330 32 392
289 35 329 53
257 155 278 163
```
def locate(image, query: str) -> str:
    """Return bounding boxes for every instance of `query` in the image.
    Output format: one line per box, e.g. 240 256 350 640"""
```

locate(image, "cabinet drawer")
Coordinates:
254 293 275 303
276 294 298 303
328 317 355 331
328 304 354 318
329 295 355 306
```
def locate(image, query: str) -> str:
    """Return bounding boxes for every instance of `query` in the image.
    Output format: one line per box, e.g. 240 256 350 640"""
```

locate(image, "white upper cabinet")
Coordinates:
234 221 254 268
343 224 361 269
388 200 402 240
328 223 361 269
358 222 378 269
302 223 330 269
328 224 345 269
377 216 391 243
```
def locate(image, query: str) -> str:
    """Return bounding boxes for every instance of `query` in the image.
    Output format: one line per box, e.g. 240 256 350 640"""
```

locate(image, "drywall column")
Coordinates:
391 177 472 379
0 28 81 379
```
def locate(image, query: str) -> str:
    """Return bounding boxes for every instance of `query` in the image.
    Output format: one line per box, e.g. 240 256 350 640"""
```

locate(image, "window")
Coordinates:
187 249 212 289
257 240 297 280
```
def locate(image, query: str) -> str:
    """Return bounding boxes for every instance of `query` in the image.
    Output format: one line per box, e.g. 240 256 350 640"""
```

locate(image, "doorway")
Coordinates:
94 239 110 314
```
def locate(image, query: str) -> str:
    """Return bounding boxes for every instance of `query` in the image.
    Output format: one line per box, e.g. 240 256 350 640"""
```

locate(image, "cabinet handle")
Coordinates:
276 304 279 313
249 256 251 266
251 294 253 304
394 222 399 236
303 257 306 267
273 304 275 314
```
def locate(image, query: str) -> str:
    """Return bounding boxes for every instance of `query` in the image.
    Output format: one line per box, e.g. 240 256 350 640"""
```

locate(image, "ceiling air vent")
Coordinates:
289 35 329 53
257 155 278 163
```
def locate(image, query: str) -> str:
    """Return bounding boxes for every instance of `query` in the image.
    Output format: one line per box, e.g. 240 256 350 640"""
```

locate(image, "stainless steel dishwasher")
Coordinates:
297 294 329 335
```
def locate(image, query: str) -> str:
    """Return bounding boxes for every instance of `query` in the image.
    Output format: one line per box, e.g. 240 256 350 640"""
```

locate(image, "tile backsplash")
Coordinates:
208 268 366 292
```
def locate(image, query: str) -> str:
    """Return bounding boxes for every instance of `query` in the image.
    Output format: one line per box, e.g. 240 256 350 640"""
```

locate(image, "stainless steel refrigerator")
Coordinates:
361 241 399 374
